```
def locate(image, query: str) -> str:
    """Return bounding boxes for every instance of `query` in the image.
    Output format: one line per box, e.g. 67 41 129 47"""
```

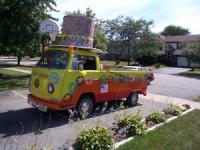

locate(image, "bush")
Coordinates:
154 63 161 69
146 112 166 124
115 60 120 65
74 126 113 150
117 113 147 136
163 103 182 116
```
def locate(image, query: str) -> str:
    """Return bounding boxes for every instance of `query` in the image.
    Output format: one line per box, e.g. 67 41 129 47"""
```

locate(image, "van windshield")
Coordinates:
37 50 69 69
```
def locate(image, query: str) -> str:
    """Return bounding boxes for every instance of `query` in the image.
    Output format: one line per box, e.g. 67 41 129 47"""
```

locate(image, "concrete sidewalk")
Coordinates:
141 93 200 109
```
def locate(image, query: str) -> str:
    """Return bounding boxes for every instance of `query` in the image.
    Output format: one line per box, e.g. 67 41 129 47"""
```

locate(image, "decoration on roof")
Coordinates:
61 16 95 48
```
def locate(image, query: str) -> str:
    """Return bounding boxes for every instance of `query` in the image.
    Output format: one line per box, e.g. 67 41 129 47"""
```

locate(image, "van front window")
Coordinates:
37 50 69 69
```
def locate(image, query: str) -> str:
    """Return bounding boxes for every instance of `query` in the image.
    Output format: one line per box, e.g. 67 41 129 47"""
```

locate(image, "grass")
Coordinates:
0 68 30 92
194 96 200 102
118 110 200 150
100 61 167 69
14 66 33 71
0 64 33 71
100 60 136 66
148 63 167 69
179 68 200 79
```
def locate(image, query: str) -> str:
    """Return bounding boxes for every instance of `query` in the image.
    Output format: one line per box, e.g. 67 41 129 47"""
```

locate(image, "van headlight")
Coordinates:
48 84 55 94
34 78 39 88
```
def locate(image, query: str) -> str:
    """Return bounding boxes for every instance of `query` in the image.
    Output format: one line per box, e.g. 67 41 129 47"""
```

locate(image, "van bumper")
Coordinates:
27 94 75 111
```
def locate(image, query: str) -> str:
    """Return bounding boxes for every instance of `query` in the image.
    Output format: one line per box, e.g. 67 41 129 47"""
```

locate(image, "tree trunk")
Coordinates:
14 52 16 59
17 55 21 66
127 40 131 66
188 59 191 68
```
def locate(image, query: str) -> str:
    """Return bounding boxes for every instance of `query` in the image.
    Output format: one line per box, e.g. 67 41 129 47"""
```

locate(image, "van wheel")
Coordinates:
127 92 139 106
77 95 94 119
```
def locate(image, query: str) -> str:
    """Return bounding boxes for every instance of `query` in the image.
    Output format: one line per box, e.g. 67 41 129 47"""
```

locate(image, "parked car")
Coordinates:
112 66 154 85
124 66 154 85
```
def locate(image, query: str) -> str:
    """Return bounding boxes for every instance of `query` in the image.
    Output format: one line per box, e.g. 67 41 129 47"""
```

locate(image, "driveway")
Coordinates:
0 90 167 150
148 67 200 100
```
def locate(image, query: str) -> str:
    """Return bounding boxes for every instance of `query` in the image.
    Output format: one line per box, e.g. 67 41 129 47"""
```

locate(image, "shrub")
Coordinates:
117 113 147 136
74 126 113 150
146 112 166 124
163 103 182 116
115 60 120 65
154 63 160 69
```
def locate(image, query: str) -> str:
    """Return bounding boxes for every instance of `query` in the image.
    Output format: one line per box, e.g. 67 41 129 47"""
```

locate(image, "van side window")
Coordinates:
72 54 79 70
72 54 96 70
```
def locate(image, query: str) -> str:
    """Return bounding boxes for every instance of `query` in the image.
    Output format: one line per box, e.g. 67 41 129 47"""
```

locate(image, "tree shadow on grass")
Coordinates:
0 64 34 68
0 74 30 92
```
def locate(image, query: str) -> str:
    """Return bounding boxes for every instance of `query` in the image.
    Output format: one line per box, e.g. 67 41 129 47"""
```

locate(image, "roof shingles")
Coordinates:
164 35 200 42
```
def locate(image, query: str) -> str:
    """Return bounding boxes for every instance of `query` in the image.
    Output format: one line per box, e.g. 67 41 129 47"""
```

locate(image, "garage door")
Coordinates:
177 57 188 67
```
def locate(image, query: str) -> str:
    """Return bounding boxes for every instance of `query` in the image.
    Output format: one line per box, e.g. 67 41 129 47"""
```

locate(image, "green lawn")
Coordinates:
0 64 33 71
100 61 166 69
0 68 30 92
118 110 200 150
100 61 135 66
148 63 167 69
194 96 200 102
14 66 33 71
179 68 200 79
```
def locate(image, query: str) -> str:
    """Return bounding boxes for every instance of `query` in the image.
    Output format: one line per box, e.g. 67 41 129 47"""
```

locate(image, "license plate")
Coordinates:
38 104 47 112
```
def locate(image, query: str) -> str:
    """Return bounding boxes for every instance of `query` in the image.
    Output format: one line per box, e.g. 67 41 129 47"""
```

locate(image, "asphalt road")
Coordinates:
0 90 167 150
148 67 200 100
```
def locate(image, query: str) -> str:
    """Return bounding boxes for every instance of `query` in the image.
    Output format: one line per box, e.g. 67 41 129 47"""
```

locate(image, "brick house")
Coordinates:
158 35 200 67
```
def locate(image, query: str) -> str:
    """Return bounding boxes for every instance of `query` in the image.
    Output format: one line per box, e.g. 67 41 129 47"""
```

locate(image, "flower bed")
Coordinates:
72 103 192 150
112 103 191 149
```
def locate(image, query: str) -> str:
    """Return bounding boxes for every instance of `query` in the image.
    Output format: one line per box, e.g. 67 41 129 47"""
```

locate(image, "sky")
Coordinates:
51 0 200 34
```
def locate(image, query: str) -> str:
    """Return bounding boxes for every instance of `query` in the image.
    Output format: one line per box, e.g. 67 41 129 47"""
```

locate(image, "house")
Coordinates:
158 35 200 67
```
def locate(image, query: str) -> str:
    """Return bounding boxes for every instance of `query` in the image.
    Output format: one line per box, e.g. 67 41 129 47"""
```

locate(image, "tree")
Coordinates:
183 39 200 66
64 8 108 51
0 0 57 65
93 20 108 51
161 25 190 36
105 16 160 65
